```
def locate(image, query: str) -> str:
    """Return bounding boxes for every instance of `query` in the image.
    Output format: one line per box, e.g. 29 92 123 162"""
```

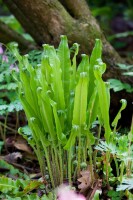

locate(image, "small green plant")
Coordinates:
0 175 51 199
108 63 133 93
0 46 19 114
9 36 129 198
0 45 23 153
0 160 49 199
0 45 42 145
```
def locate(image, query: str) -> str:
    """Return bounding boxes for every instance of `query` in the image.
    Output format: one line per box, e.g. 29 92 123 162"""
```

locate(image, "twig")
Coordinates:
0 122 18 134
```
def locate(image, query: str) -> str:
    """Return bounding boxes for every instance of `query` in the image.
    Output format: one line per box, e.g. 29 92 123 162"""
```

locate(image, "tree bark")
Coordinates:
0 20 36 51
2 0 133 125
3 0 132 83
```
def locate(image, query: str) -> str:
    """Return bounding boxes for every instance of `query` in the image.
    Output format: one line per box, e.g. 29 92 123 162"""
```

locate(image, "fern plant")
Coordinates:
10 36 128 192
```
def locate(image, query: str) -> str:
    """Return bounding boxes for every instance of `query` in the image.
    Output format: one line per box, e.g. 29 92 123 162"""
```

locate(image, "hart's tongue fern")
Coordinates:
10 36 112 188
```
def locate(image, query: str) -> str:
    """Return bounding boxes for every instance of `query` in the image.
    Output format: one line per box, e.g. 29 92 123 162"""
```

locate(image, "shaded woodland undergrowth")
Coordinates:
0 36 132 200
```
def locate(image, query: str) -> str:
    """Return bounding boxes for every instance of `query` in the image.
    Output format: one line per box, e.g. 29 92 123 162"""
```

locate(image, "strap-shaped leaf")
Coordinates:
9 43 22 64
41 55 52 85
87 87 98 128
65 72 88 149
88 39 102 99
43 45 65 110
73 72 88 126
29 118 50 147
22 56 40 117
64 125 80 150
90 39 102 69
19 68 41 120
37 88 49 133
19 94 45 143
19 93 37 121
37 89 57 141
51 100 67 145
67 43 79 126
70 43 79 91
19 69 33 104
94 65 111 143
77 54 89 77
57 35 71 106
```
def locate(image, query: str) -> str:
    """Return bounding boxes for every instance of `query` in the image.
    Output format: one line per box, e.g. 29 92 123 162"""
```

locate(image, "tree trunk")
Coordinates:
0 20 36 51
2 0 133 125
3 0 132 83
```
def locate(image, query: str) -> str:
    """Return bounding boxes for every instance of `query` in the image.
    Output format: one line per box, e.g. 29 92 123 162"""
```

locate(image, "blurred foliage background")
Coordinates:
87 0 133 59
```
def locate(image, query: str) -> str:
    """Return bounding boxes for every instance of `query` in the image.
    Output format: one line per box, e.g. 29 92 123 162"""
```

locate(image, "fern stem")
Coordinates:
50 147 57 185
105 151 110 188
88 145 94 183
35 145 45 178
45 146 55 188
0 121 17 134
127 141 131 177
68 147 72 185
120 161 125 183
114 155 119 177
93 125 101 170
83 139 86 162
31 131 46 178
41 140 55 188
58 143 63 184
77 129 81 176
53 144 60 185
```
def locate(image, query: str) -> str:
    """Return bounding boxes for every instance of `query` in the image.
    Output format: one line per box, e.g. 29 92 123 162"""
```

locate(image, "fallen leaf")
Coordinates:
78 166 102 200
4 152 22 163
6 136 32 153
78 170 92 193
14 136 32 153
